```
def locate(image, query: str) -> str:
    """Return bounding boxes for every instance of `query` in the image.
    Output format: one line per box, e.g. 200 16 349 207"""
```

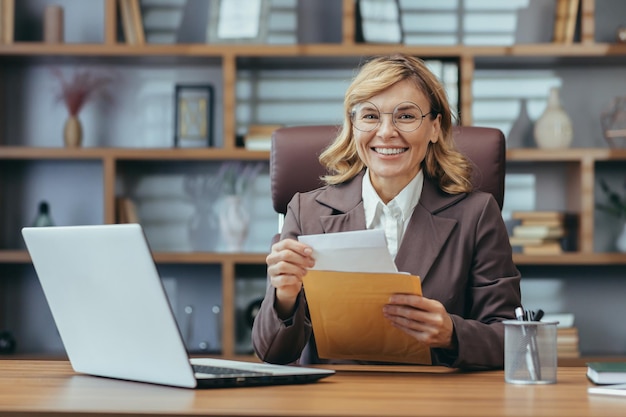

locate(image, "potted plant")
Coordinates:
596 177 626 251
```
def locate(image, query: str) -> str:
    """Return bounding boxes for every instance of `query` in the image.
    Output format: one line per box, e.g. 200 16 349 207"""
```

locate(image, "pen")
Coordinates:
515 307 541 381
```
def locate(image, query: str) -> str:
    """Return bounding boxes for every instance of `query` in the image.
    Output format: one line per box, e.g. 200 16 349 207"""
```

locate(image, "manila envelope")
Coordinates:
302 270 432 365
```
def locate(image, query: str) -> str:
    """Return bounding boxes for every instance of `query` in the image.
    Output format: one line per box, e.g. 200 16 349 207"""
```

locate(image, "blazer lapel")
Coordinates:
395 177 466 282
316 171 367 234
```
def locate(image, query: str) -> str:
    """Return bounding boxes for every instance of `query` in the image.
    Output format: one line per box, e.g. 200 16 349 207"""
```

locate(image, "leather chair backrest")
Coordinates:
270 125 506 215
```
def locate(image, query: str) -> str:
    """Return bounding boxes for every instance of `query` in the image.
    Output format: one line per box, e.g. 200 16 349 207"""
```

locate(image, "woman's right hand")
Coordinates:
265 238 315 318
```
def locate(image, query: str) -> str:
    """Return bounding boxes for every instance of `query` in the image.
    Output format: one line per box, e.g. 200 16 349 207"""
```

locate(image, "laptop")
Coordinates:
21 224 334 389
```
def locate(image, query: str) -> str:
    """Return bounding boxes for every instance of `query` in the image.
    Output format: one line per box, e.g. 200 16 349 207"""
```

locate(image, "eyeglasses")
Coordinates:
350 101 433 133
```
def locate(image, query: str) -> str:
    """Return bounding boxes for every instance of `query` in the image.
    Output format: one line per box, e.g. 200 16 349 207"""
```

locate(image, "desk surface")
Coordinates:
0 360 624 416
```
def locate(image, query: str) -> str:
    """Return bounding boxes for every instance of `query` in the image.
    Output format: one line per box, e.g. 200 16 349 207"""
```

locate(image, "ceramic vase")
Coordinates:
533 87 573 149
218 195 250 252
187 202 220 252
64 115 82 148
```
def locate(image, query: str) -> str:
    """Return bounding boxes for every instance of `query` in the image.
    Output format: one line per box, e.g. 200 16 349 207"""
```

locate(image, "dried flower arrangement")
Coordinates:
51 68 112 116
219 161 264 196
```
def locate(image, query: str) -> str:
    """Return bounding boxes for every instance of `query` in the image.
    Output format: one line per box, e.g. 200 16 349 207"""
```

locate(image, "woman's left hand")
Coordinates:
383 294 455 350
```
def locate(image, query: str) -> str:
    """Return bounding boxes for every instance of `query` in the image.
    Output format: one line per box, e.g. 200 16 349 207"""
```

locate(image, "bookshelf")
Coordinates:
1 0 626 359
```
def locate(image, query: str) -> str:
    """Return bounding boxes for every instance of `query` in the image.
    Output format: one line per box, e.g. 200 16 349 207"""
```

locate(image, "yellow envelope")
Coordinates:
302 270 432 365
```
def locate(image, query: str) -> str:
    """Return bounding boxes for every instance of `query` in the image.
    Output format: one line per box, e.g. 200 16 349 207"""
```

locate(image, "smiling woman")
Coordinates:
252 53 522 371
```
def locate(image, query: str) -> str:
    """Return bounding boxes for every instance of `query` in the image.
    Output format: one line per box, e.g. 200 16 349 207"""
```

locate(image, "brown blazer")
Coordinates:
252 170 521 370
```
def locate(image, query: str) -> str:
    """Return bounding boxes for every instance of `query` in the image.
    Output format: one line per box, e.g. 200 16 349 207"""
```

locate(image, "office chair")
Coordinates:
270 125 506 227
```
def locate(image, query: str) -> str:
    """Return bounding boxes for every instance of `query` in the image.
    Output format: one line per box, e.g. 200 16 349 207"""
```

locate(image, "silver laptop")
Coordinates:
21 224 334 389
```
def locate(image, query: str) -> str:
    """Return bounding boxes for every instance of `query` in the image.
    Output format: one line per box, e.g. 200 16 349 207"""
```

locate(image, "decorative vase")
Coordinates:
218 195 250 252
187 202 220 252
616 222 626 253
508 98 534 149
64 115 82 148
533 87 573 149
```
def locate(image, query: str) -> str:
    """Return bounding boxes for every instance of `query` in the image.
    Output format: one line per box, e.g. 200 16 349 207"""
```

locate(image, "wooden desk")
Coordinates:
0 360 624 416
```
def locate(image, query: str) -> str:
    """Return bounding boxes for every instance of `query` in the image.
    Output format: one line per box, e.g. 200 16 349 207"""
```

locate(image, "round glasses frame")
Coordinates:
350 101 433 133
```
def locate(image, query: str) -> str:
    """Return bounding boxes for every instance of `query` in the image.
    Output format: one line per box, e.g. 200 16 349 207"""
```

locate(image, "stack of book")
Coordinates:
557 326 580 358
544 313 580 359
509 211 578 255
243 124 283 151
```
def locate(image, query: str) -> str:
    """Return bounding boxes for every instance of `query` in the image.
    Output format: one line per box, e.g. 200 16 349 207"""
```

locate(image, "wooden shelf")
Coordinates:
4 250 626 266
513 253 626 265
0 147 270 161
0 250 267 265
3 146 626 161
507 148 626 161
1 42 626 59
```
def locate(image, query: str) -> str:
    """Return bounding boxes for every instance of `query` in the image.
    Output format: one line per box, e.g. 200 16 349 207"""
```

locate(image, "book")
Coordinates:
553 0 568 43
512 225 565 239
119 0 137 44
587 362 626 385
543 313 575 328
512 241 563 255
1 0 14 44
128 0 146 45
116 197 139 224
509 236 560 246
588 383 626 397
0 0 4 44
511 211 575 221
518 218 565 227
563 0 580 44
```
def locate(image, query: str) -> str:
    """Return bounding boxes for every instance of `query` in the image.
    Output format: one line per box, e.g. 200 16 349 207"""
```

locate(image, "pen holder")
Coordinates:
503 320 558 384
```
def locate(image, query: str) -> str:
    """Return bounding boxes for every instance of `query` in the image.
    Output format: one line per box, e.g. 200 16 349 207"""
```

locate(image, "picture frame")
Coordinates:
206 0 270 43
174 84 214 148
355 0 404 44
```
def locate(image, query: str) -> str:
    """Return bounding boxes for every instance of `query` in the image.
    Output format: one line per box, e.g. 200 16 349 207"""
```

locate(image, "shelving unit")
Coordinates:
1 0 626 359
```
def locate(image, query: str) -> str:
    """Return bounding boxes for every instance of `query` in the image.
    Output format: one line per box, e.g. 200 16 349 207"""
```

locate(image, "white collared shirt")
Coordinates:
362 168 424 259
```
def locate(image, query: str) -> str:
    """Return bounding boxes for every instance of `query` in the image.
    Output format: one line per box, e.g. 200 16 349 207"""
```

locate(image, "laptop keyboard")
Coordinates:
192 364 272 377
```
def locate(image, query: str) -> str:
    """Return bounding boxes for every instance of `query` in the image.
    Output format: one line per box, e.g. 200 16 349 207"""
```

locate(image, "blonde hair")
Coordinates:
319 54 473 194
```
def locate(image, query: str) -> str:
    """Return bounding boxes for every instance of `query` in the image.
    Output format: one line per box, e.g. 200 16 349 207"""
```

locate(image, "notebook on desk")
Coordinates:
21 224 334 389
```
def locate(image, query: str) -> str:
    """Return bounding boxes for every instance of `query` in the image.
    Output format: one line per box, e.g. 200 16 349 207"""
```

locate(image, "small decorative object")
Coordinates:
184 173 222 252
207 0 270 43
601 96 626 148
355 0 403 44
43 5 64 43
31 200 55 227
617 25 626 43
174 84 214 148
219 194 251 252
596 177 626 252
52 68 112 148
0 330 16 354
507 98 534 148
217 161 263 252
533 87 573 149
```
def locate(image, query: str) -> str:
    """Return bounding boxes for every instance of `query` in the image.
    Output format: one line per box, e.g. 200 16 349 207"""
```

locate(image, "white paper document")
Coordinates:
298 230 398 273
